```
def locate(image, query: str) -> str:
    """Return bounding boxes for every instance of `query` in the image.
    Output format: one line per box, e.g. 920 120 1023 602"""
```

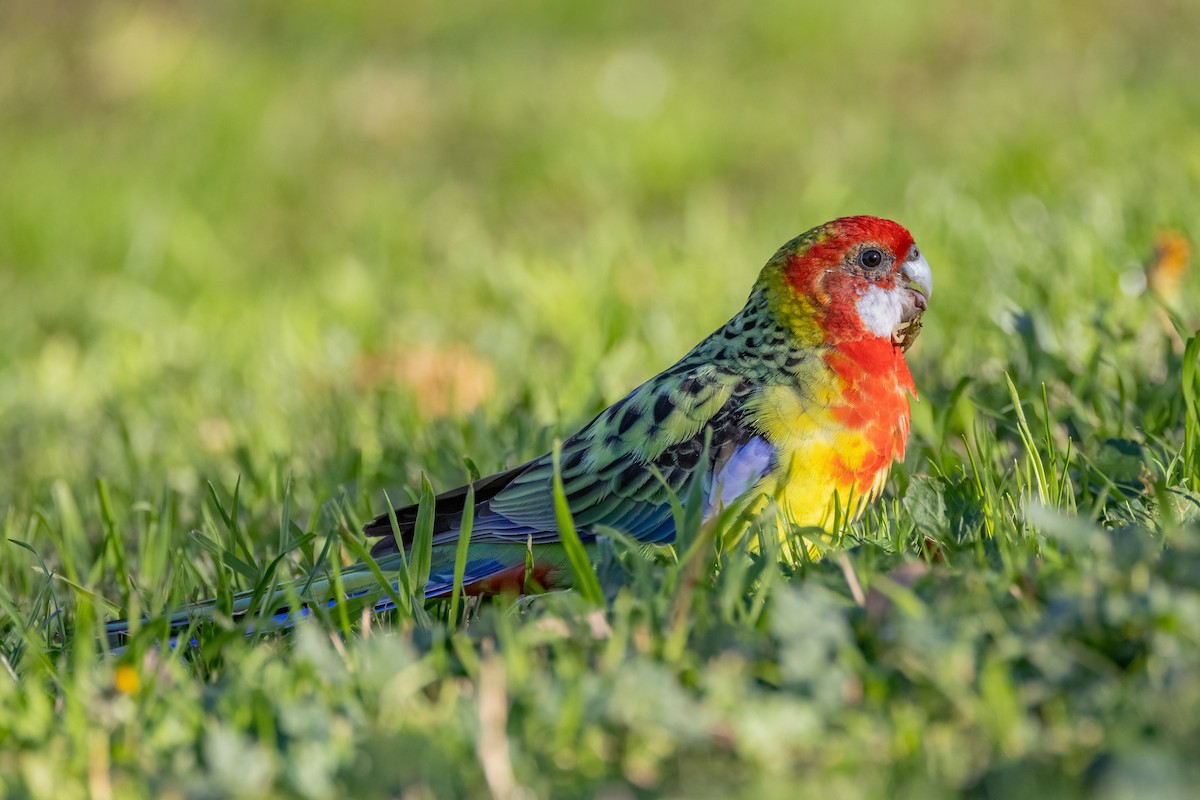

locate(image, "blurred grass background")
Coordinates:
3 0 1197 495
2 1 1200 797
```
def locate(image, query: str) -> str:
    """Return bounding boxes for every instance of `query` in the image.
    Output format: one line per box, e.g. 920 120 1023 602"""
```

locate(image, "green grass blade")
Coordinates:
410 474 436 603
337 528 414 624
551 440 603 605
189 528 259 583
374 491 415 602
449 483 475 628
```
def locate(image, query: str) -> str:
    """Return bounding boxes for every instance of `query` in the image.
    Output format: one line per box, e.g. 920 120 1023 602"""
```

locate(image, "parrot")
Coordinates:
363 214 932 596
104 215 930 646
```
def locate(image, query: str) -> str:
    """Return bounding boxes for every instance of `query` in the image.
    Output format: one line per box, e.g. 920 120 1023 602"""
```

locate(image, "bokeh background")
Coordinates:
3 0 1197 501
4 2 1200 797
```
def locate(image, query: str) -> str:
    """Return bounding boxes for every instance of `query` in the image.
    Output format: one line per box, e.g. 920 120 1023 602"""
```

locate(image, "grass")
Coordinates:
2 0 1200 796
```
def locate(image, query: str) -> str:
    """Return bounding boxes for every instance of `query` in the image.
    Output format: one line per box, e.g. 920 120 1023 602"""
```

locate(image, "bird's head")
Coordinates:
760 216 932 350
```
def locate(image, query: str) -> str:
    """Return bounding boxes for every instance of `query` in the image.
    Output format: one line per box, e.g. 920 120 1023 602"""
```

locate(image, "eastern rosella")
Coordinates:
104 215 931 645
365 215 932 596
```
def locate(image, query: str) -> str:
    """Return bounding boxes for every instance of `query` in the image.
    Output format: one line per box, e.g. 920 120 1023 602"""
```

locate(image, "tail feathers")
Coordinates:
105 556 534 651
364 462 534 558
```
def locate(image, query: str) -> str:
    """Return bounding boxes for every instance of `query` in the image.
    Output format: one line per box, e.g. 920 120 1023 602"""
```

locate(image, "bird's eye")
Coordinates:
859 248 884 269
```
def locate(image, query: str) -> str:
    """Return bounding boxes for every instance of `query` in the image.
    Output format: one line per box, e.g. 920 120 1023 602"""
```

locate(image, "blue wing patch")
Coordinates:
704 435 774 517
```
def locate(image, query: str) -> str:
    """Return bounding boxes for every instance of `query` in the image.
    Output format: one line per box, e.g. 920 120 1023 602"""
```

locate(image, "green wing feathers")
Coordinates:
368 362 759 553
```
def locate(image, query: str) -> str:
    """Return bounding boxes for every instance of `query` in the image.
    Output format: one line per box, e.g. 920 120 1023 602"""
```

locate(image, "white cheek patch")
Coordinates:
855 285 904 338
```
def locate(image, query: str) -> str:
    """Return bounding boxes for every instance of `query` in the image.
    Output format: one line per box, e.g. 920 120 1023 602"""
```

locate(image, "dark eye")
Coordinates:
859 248 884 269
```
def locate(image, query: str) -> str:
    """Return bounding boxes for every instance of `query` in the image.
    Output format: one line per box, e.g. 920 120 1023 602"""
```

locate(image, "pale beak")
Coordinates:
900 248 932 322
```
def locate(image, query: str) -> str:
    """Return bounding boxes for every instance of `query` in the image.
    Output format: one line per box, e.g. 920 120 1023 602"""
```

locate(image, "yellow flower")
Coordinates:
115 665 140 694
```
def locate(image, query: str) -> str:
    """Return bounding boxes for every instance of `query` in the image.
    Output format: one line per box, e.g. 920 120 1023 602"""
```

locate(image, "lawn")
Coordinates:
2 1 1200 797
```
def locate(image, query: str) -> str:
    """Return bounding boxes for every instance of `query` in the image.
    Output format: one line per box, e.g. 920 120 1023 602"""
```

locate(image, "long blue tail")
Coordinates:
104 555 523 651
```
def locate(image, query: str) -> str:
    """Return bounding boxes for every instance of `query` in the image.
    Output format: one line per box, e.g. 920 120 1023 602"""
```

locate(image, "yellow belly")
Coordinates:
740 383 903 559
